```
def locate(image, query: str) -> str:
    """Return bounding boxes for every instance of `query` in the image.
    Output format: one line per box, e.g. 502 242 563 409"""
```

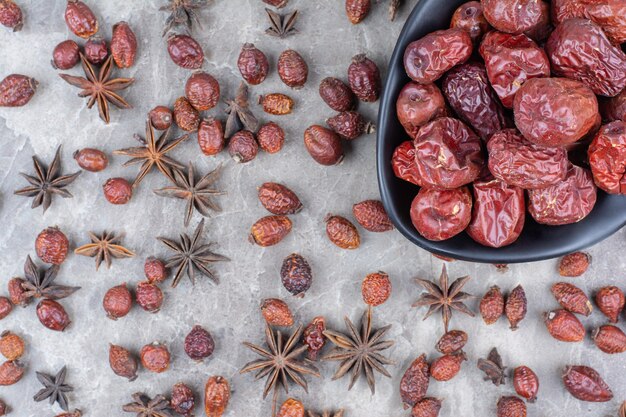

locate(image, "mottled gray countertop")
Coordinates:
0 0 625 416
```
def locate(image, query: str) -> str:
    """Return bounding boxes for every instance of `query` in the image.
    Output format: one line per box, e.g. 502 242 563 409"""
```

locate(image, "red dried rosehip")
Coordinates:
35 227 69 265
256 122 285 154
7 278 29 306
0 0 23 31
228 130 258 163
361 272 391 306
544 309 585 342
391 141 423 186
595 286 625 323
352 200 393 232
325 215 360 249
259 93 294 115
277 49 308 89
410 187 472 241
430 352 465 381
108 343 138 381
480 285 505 325
0 297 12 320
326 111 374 140
551 282 593 316
304 125 344 166
302 316 326 361
73 148 108 172
174 96 200 131
135 281 163 313
111 21 137 68
197 118 224 156
411 397 442 417
144 257 167 284
482 0 543 34
237 43 269 85
149 106 173 130
140 342 170 373
513 366 539 402
450 1 490 43
592 325 626 354
0 398 6 415
52 40 80 70
0 74 38 107
396 82 447 138
249 215 292 247
281 253 312 297
506 285 527 330
258 182 302 215
171 382 195 417
36 299 70 331
103 177 132 205
204 376 230 417
0 331 24 361
0 360 24 386
84 36 108 65
167 34 204 69
348 54 381 102
496 396 526 417
319 77 355 112
184 325 215 361
260 298 293 326
64 0 98 39
558 252 591 277
185 71 220 111
435 330 468 354
102 283 132 320
589 121 626 195
345 0 371 24
400 354 430 407
562 365 613 402
263 0 287 7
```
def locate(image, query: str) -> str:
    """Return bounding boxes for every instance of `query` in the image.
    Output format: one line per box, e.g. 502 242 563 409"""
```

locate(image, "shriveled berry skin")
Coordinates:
595 286 625 323
84 36 108 65
237 43 269 85
108 343 138 381
140 342 170 373
505 285 527 330
319 77 355 112
228 130 258 163
167 34 204 69
544 309 585 342
450 1 490 43
135 281 163 313
496 396 526 417
592 325 626 354
8 278 29 306
0 74 37 107
325 215 360 249
35 227 69 265
435 330 467 354
102 283 132 320
361 272 391 306
263 0 287 7
551 282 592 316
259 93 294 115
278 49 308 89
111 21 137 68
482 0 543 34
0 331 24 361
185 71 220 111
258 182 302 215
0 0 23 31
411 187 473 241
52 40 80 70
64 0 98 39
204 376 230 417
277 398 305 417
185 325 215 361
304 125 344 166
197 118 225 156
0 398 6 415
396 82 448 138
37 299 70 331
174 96 200 131
348 54 381 102
353 200 392 232
326 111 373 140
73 148 108 172
0 360 24 385
260 298 293 326
171 382 195 417
588 120 626 194
302 316 326 360
411 397 442 417
400 354 430 407
392 141 422 186
257 122 285 154
103 177 132 205
480 285 504 325
0 297 12 320
144 257 167 283
149 106 173 130
513 366 539 402
249 215 292 247
430 352 465 381
345 0 370 24
281 253 312 297
562 365 613 402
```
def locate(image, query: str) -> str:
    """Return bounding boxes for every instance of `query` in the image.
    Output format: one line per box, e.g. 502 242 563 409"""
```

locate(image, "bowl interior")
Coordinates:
376 0 626 263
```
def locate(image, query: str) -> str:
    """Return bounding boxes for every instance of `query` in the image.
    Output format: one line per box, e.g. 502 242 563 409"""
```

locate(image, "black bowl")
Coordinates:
376 0 626 263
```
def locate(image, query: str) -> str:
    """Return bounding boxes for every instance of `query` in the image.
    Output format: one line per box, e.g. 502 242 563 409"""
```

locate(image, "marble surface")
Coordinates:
0 0 625 416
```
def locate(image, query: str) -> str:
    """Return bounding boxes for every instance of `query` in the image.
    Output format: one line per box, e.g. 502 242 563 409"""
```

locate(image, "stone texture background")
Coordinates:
0 0 625 416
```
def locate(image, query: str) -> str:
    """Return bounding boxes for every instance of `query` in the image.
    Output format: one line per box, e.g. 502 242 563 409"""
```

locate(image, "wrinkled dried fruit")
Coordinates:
167 34 204 69
237 43 269 85
174 96 200 131
450 1 490 43
496 396 526 417
140 342 170 373
102 283 132 320
0 332 23 361
552 0 626 44
84 36 108 65
480 285 505 325
260 298 293 326
144 257 167 283
103 177 132 205
563 365 613 402
197 118 225 156
73 148 108 172
601 89 626 122
589 121 626 194
204 376 230 417
64 0 98 38
257 122 285 154
513 366 539 402
281 254 312 297
278 49 308 89
319 77 355 112
135 281 163 313
505 285 527 330
149 105 173 130
345 0 370 24
544 309 585 342
348 54 381 102
0 0 23 31
8 278 28 306
258 182 302 215
558 252 591 277
278 398 305 417
0 298 12 320
410 187 472 241
396 82 447 138
430 352 465 381
411 397 442 417
35 227 69 265
263 0 287 7
171 382 194 417
391 141 422 186
185 71 220 111
592 325 626 354
0 74 38 107
304 125 344 166
37 299 70 331
353 200 392 233
0 360 24 385
435 330 468 354
326 111 374 140
249 215 292 246
184 325 215 361
259 93 294 115
52 40 80 70
108 344 138 381
302 316 326 360
595 286 625 323
361 272 391 306
551 282 592 316
325 215 360 249
482 0 543 34
228 130 258 163
111 21 137 68
400 354 430 407
0 398 6 415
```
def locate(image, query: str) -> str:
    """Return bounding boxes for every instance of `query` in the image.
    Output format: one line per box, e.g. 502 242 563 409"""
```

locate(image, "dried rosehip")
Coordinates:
348 54 381 102
260 298 293 326
249 215 292 246
184 325 215 361
228 130 258 163
559 252 591 277
430 352 465 381
185 71 220 111
149 105 173 130
361 272 391 306
111 21 137 68
84 36 108 65
551 282 593 316
64 0 98 39
171 382 194 417
546 19 626 97
278 49 308 89
589 121 626 194
595 286 625 323
319 77 355 112
482 0 543 34
0 0 23 31
404 29 472 84
0 360 24 386
167 34 204 69
280 254 312 297
544 309 585 342
0 298 12 320
258 182 302 215
204 376 230 417
304 125 344 166
562 365 613 402
480 285 505 325
237 43 269 85
435 330 468 354
102 283 132 320
326 111 374 140
0 74 37 107
103 177 132 205
8 278 28 306
505 285 527 330
197 118 224 156
108 343 138 381
479 32 550 108
496 396 526 417
391 141 423 186
35 227 69 265
302 316 325 361
257 122 285 154
411 187 472 241
52 40 80 70
345 0 370 24
73 148 108 172
396 82 447 138
411 397 441 417
0 398 6 416
140 342 170 373
144 257 167 283
259 93 294 115
263 0 287 7
513 366 539 402
413 118 484 189
592 325 626 354
325 215 360 249
277 398 305 417
135 281 163 313
174 96 200 131
353 200 392 232
400 354 430 407
528 165 597 226
36 299 70 331
0 332 23 361
450 1 490 43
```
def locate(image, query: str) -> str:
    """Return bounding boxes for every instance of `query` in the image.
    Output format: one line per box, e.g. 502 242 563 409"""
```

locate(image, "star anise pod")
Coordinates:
157 219 229 287
322 307 395 394
160 0 208 36
114 120 189 187
59 54 134 124
308 411 345 417
413 265 474 332
21 255 80 301
33 366 73 411
123 392 172 417
477 347 507 386
265 8 298 38
14 146 81 213
74 231 135 271
154 162 224 227
224 82 258 138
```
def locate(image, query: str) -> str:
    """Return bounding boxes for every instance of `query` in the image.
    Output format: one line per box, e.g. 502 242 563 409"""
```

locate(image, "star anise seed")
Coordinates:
160 0 208 37
224 82 258 138
265 8 299 38
74 231 135 271
123 392 172 417
33 366 73 411
477 347 507 386
21 255 80 301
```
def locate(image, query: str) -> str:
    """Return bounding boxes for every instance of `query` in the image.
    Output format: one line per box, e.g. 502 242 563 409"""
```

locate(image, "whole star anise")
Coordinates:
33 366 73 411
265 8 298 38
413 265 474 332
14 146 81 213
224 82 258 138
74 231 135 270
59 54 134 124
477 347 507 386
123 392 172 417
21 255 80 301
160 0 208 36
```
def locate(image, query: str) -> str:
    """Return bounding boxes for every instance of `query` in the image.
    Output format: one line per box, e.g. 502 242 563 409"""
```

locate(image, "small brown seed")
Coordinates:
64 0 98 39
505 285 527 330
0 360 24 386
108 343 138 381
185 71 220 111
204 376 230 417
435 330 468 354
400 354 430 407
257 122 285 154
348 54 381 102
249 215 292 246
0 74 37 107
281 253 312 297
103 177 132 205
326 111 374 140
228 130 258 163
135 281 163 313
480 285 504 325
184 325 215 361
171 382 195 416
277 398 305 417
345 0 371 24
496 396 526 417
198 118 225 156
35 227 69 265
595 286 625 323
144 257 167 283
352 200 393 232
304 125 344 166
592 324 626 354
174 96 200 131
237 43 269 85
430 352 465 381
167 34 204 69
36 299 70 331
0 297 12 320
559 252 591 277
102 283 132 320
111 21 137 68
277 49 308 89
0 0 23 31
0 332 24 361
562 365 613 402
259 93 294 115
319 77 355 112
544 309 585 342
52 40 80 70
73 148 108 172
140 342 170 373
551 282 593 316
84 36 108 65
258 182 302 215
361 272 391 306
411 397 442 417
325 215 360 249
149 106 173 130
513 366 539 402
260 298 293 326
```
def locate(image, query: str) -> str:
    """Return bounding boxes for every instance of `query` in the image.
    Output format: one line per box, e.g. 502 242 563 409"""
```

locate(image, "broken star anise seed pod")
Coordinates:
265 8 298 38
224 82 258 138
74 231 135 271
477 347 507 386
159 0 208 37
